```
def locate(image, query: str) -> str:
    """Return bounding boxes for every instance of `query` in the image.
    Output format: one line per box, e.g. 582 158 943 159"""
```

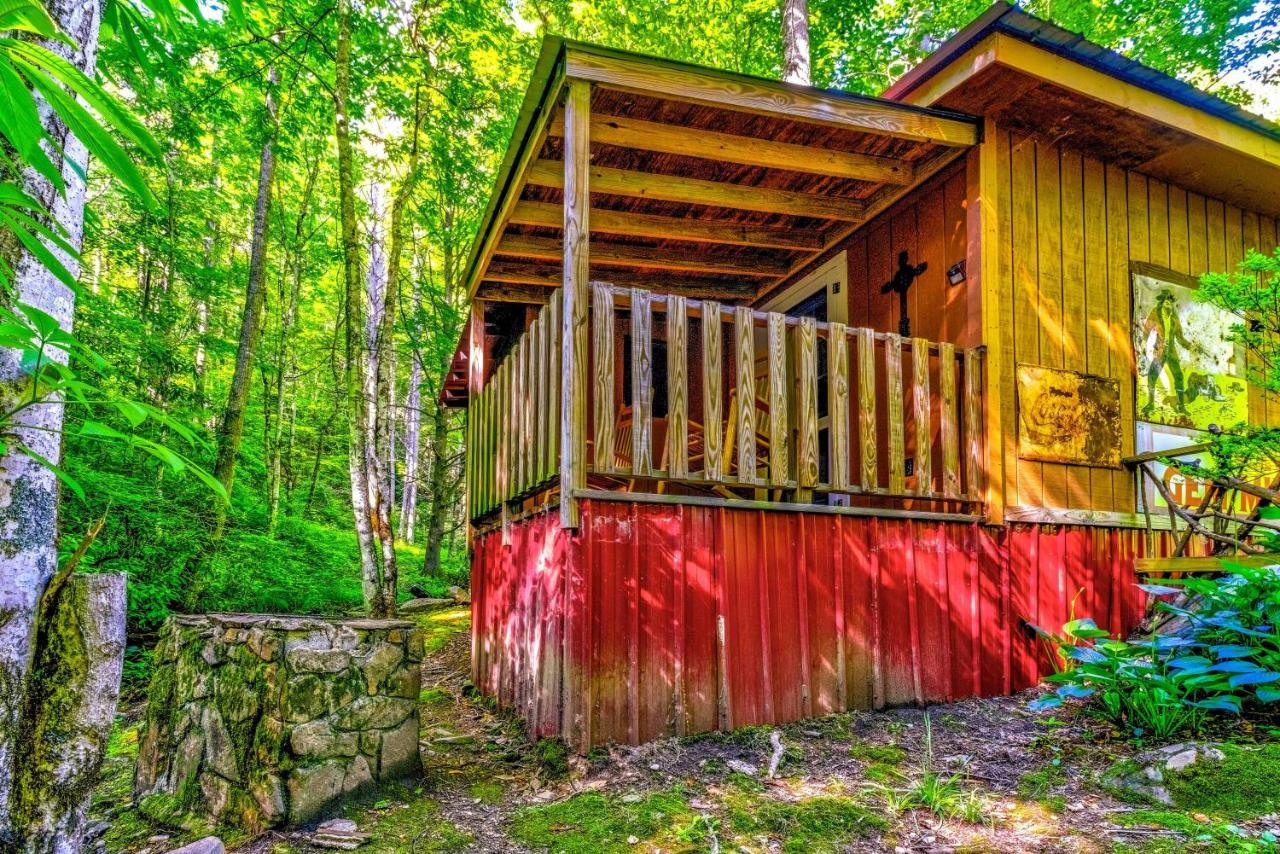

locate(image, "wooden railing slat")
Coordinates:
592 283 616 474
702 300 724 481
795 317 819 490
856 326 876 491
886 333 905 495
912 337 931 497
668 295 690 479
631 287 653 476
963 348 982 501
548 291 563 483
767 311 788 487
734 306 757 484
829 322 850 491
939 341 960 499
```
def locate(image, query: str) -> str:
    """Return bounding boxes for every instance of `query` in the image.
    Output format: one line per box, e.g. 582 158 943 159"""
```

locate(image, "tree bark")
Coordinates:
335 0 390 616
398 274 422 544
212 65 280 509
781 0 811 85
268 157 318 536
421 400 451 576
0 0 102 841
10 574 126 853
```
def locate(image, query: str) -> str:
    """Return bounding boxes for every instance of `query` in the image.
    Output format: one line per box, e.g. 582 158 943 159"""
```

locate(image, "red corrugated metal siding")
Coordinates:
472 500 1192 749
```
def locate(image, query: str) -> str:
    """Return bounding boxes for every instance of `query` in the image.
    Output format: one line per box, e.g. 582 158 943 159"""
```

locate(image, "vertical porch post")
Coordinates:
560 79 590 528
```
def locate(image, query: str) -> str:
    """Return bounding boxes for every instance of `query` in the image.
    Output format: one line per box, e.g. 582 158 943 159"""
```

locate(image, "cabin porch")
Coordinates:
464 283 986 528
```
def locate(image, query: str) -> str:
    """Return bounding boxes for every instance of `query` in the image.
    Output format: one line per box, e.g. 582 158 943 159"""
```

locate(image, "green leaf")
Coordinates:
0 0 66 39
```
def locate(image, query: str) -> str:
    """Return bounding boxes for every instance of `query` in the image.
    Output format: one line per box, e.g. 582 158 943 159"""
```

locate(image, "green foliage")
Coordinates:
1032 568 1280 736
533 737 569 778
1115 809 1277 852
725 794 886 854
508 788 695 854
848 741 907 765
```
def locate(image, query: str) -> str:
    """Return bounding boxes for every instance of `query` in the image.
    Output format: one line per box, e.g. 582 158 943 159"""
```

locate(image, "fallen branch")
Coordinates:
767 730 785 779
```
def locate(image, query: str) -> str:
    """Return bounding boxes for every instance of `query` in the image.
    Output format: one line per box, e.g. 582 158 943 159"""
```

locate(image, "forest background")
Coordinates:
19 0 1280 690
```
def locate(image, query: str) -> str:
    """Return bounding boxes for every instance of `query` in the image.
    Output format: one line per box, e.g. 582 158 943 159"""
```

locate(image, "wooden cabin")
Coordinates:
442 2 1280 749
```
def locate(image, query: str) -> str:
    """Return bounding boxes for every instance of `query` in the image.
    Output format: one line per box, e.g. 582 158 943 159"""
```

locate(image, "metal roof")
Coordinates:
887 1 1280 143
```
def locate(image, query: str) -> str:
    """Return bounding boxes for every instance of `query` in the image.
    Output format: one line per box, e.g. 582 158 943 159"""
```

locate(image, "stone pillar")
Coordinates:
134 615 423 830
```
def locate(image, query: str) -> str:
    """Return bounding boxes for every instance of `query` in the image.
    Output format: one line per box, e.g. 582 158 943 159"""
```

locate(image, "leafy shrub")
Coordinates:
1032 566 1280 737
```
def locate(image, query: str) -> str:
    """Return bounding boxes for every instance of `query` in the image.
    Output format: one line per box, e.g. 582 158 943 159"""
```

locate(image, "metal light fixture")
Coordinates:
947 260 967 286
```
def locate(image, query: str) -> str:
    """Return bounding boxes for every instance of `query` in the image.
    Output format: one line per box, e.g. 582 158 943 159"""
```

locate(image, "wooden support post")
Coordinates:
592 284 616 474
466 302 485 522
702 301 725 481
560 80 590 528
829 323 850 491
548 291 563 484
795 317 819 491
667 295 689 479
631 288 653 476
734 306 757 484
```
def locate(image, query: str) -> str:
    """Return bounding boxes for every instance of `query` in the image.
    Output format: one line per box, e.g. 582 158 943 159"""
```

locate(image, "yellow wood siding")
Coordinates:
990 127 1280 513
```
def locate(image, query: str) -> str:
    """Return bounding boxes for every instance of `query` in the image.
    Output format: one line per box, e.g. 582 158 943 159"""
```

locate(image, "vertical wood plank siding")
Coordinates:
988 128 1280 513
472 501 1192 748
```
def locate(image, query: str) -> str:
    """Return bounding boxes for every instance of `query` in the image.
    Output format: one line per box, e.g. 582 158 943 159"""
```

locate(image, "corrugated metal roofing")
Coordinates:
888 1 1280 143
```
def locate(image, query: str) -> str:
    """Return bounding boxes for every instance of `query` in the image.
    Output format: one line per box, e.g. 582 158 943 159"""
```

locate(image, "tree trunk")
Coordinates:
0 0 103 841
212 65 280 509
422 400 451 576
268 157 318 536
398 277 422 543
10 574 126 853
335 0 389 616
781 0 811 85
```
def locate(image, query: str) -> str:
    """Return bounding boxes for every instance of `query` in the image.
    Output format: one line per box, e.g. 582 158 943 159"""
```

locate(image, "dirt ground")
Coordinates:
96 607 1280 854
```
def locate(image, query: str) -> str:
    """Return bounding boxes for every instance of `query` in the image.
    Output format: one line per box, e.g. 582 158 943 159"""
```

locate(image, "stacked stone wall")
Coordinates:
135 614 423 829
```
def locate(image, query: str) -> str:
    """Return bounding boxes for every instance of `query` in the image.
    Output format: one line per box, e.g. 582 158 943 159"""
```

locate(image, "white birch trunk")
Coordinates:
0 0 102 840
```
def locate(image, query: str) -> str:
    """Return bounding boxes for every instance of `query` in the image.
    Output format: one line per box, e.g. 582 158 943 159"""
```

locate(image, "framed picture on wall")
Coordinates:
1131 262 1248 432
1016 364 1122 467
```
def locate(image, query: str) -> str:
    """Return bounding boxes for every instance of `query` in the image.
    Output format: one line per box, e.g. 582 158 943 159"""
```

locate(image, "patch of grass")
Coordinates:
1017 763 1067 813
534 737 569 778
724 793 886 853
863 762 906 784
898 771 988 824
420 687 452 706
508 788 695 854
1165 743 1280 820
681 724 774 748
417 607 471 654
849 741 907 765
342 790 471 853
468 780 504 804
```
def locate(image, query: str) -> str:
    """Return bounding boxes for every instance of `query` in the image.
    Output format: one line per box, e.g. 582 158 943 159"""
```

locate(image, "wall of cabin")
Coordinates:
471 499 1197 749
845 162 981 348
988 127 1280 516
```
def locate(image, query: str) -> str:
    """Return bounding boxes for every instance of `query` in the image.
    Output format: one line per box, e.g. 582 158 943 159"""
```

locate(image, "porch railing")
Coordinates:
466 284 984 522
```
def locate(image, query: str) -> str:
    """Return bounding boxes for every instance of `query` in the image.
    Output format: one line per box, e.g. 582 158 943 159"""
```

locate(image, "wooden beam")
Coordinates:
560 79 590 529
510 200 823 250
548 112 913 184
483 262 755 301
475 283 551 304
564 48 979 147
494 233 787 277
527 159 865 221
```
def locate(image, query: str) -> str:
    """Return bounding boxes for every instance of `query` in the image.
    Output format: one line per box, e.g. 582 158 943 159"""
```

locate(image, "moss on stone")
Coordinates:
508 788 695 854
1165 743 1280 820
849 741 907 765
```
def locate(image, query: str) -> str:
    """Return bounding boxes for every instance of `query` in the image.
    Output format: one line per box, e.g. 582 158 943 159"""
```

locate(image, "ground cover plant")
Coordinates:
1032 564 1280 738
